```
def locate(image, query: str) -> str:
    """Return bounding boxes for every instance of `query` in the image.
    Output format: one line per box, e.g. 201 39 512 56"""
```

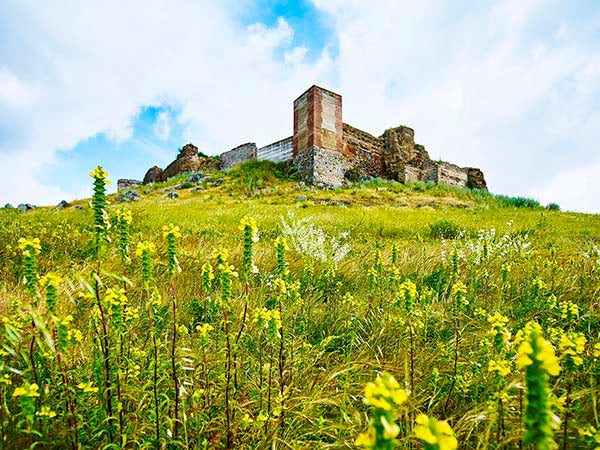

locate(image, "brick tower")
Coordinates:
293 85 345 186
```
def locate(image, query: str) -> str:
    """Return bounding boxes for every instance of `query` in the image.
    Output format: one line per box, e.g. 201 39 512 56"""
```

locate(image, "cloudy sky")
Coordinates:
1 0 599 212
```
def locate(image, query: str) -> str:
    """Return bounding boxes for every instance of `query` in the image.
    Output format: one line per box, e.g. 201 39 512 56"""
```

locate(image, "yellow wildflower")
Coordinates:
414 414 458 450
13 383 40 398
162 224 182 239
135 241 156 257
18 237 41 255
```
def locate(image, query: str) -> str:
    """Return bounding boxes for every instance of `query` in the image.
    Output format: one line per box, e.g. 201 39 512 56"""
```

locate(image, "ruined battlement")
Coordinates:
145 85 487 190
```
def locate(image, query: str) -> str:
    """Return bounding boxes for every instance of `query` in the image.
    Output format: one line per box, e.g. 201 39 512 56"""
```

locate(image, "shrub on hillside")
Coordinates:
494 194 541 209
429 219 464 239
546 202 560 211
228 160 291 193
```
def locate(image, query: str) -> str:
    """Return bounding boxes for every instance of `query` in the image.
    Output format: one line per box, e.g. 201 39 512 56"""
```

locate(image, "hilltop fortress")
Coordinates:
137 85 487 190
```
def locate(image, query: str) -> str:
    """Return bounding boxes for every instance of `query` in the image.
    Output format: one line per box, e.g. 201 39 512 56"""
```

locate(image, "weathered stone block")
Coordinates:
294 146 345 188
257 137 293 162
117 179 143 192
220 143 257 169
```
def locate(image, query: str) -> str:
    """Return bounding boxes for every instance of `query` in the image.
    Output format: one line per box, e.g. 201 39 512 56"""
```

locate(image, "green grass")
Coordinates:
0 166 599 449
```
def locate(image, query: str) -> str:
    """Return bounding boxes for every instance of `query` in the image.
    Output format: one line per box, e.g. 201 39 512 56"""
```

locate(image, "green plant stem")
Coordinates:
170 280 180 440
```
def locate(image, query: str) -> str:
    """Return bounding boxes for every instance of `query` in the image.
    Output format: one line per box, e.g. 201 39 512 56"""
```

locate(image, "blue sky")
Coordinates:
0 0 599 212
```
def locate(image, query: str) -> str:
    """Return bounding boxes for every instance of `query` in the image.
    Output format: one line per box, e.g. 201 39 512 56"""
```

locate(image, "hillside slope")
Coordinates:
0 162 599 449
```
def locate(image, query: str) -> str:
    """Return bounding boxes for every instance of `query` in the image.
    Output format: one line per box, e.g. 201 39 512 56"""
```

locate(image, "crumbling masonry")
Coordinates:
139 85 486 190
219 85 487 190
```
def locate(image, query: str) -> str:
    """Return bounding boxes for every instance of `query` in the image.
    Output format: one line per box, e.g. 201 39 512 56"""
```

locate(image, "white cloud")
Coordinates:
0 0 599 214
528 161 600 213
312 0 600 213
0 0 334 205
153 111 172 141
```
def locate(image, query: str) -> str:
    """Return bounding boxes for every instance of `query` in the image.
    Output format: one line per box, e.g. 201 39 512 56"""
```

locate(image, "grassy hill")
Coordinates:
1 161 599 449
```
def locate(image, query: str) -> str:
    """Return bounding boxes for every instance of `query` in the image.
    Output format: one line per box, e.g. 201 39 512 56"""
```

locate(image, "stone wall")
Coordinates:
117 179 142 191
220 143 257 169
295 146 345 187
422 161 468 187
342 123 383 177
402 166 422 183
422 161 440 183
438 162 468 187
257 137 293 163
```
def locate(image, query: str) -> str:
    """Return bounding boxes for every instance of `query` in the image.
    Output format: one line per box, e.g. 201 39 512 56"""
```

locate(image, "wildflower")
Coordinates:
36 406 57 418
488 313 510 353
398 280 417 312
273 277 287 295
239 216 259 242
274 236 289 278
19 237 41 296
240 216 259 279
558 300 579 320
136 241 156 289
516 322 560 449
253 307 282 339
356 373 408 449
414 414 458 450
201 262 214 291
593 342 600 358
558 332 586 368
488 359 511 377
39 272 62 312
0 374 12 386
18 237 41 255
13 382 40 425
451 281 468 306
13 382 40 398
89 166 110 182
77 382 99 393
116 208 133 265
163 224 181 276
196 323 214 346
90 166 111 238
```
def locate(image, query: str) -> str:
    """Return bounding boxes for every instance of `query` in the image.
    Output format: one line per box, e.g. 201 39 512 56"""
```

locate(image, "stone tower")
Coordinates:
293 85 345 187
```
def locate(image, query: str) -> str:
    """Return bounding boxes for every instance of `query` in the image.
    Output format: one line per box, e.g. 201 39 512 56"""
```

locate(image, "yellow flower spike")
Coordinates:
116 208 133 225
77 382 99 393
39 273 62 288
196 323 214 338
212 246 229 263
398 280 418 300
414 414 458 450
162 224 181 239
89 166 111 184
36 406 57 418
135 241 156 257
104 287 128 306
488 359 511 377
450 281 467 297
274 236 289 250
18 237 42 254
516 341 534 369
13 383 40 398
274 277 287 295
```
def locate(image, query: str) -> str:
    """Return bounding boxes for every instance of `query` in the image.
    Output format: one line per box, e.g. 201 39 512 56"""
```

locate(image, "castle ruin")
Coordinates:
140 85 487 190
219 85 487 190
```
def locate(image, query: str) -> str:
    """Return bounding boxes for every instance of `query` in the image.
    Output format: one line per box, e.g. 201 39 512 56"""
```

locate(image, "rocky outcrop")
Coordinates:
143 166 163 184
161 144 220 180
466 168 488 190
117 190 140 202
